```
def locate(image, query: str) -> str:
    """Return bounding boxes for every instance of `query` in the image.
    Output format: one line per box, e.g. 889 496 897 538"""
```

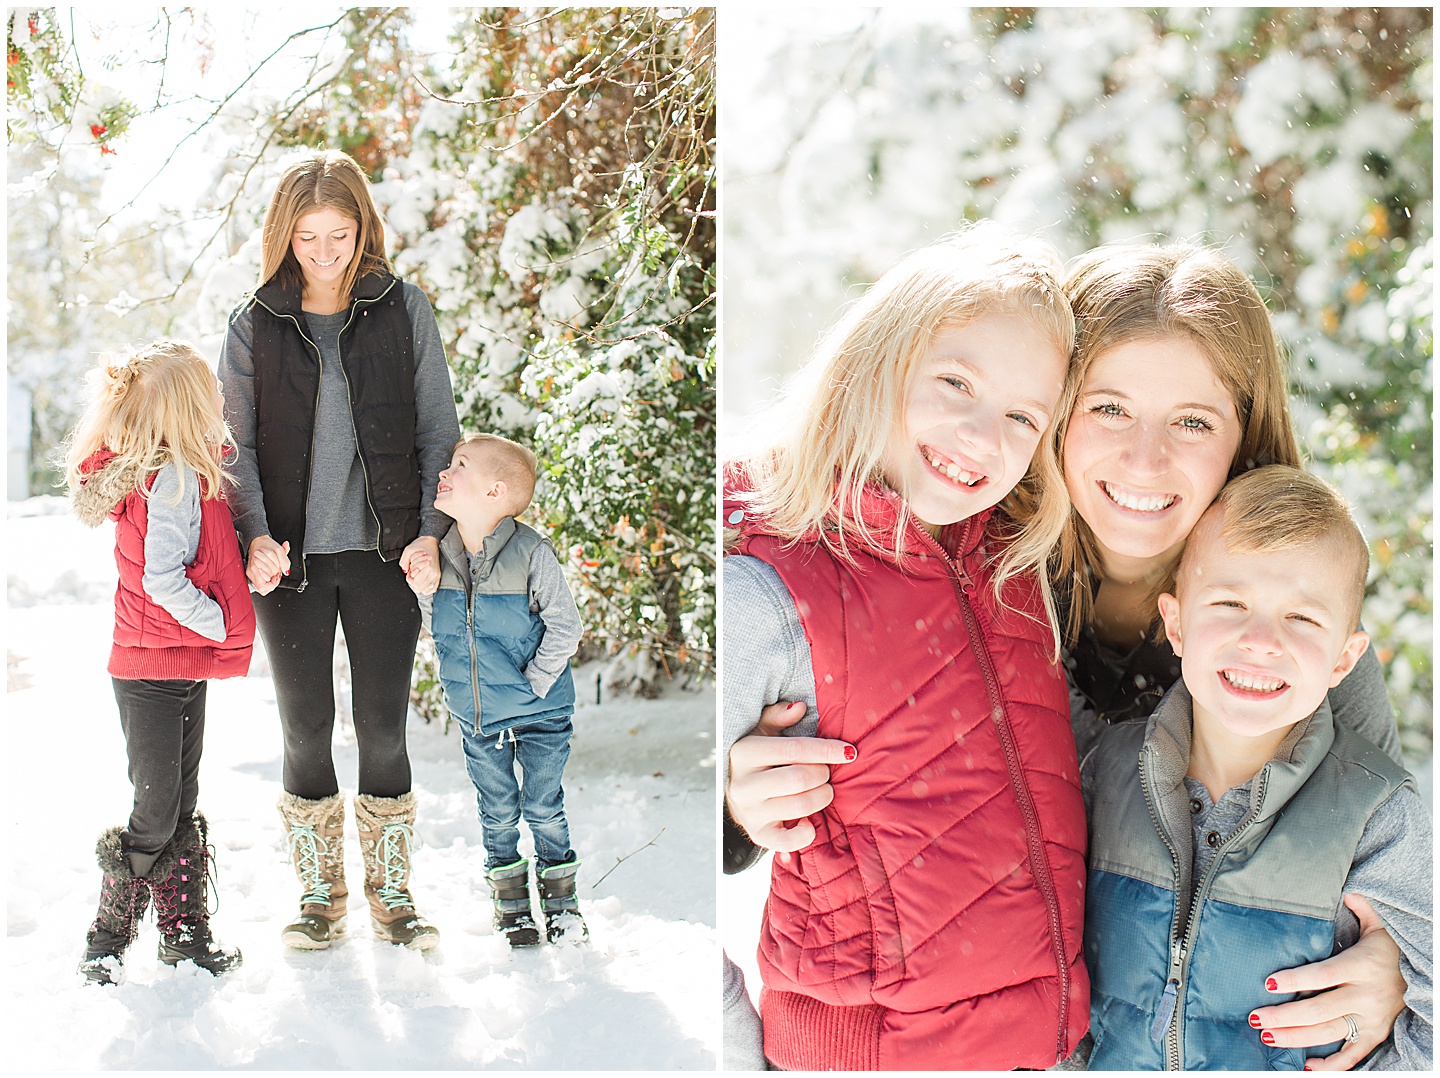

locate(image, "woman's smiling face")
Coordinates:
291 206 358 293
1063 336 1241 570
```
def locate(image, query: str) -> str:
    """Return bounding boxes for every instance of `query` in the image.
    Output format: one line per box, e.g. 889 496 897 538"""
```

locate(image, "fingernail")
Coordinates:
1249 1014 1262 1027
1304 1066 1313 1072
1261 1032 1274 1045
1266 978 1278 992
843 745 857 761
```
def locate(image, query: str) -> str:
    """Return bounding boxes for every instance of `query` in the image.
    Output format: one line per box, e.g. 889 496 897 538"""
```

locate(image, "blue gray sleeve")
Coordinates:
722 555 819 875
1330 640 1405 767
417 590 433 637
403 283 462 540
523 542 582 699
724 951 768 1069
217 302 269 552
1341 785 1433 1070
142 461 226 642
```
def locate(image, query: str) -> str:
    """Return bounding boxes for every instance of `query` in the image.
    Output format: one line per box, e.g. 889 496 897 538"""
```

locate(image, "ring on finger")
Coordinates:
1342 1013 1360 1044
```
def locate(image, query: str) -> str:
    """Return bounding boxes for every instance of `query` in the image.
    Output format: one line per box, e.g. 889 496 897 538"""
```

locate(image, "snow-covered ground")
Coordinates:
7 497 717 1070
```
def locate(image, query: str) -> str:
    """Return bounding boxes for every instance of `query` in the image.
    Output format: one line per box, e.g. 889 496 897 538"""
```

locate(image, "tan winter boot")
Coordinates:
278 792 348 949
353 792 439 950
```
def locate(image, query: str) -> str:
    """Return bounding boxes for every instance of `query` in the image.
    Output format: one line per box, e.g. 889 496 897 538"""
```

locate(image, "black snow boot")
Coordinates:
537 860 588 944
150 813 243 975
78 827 152 986
485 859 541 947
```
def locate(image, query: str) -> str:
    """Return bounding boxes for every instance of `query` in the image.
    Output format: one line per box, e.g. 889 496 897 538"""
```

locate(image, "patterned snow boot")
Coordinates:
78 827 152 985
485 859 541 948
150 813 243 975
278 791 348 949
537 860 588 944
353 792 439 950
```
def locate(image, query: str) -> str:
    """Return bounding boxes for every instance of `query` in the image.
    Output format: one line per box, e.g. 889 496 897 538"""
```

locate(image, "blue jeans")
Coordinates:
460 711 576 870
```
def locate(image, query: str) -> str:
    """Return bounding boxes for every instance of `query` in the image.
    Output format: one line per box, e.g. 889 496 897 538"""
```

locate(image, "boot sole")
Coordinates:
282 914 347 950
373 926 441 951
158 944 244 973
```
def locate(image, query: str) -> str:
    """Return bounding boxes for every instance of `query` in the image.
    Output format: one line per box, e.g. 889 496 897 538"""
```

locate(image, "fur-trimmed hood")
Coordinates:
71 449 159 528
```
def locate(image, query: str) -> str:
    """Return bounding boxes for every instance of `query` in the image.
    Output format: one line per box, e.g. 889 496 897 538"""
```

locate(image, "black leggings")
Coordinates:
112 677 206 854
253 550 421 800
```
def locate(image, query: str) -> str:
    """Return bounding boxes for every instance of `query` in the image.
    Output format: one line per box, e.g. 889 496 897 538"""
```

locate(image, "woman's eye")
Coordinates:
1090 402 1126 418
1176 414 1216 433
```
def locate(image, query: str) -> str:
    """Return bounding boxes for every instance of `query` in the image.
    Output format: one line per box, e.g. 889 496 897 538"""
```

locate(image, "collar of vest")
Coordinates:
723 459 990 570
1142 680 1335 843
253 269 399 317
438 516 522 580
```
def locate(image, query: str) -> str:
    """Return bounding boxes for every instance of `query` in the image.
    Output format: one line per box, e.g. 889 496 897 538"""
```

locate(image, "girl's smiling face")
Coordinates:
1063 336 1241 569
291 206 358 293
882 313 1067 534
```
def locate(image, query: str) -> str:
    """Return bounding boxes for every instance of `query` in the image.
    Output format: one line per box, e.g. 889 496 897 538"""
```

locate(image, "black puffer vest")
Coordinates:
248 270 421 582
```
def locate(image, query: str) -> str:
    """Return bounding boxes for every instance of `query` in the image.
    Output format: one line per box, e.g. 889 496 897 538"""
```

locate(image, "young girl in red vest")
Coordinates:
66 339 255 985
722 228 1087 1069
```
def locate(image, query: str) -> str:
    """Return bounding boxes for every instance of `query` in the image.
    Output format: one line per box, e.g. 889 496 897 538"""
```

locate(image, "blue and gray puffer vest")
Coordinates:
431 518 575 737
1085 682 1410 1071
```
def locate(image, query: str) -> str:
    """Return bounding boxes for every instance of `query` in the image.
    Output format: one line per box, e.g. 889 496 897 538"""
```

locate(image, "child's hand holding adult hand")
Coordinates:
727 700 855 853
247 535 290 595
400 536 441 595
1249 894 1405 1070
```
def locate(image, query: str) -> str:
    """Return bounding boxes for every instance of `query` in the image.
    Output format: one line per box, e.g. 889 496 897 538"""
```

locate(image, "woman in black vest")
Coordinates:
219 150 460 951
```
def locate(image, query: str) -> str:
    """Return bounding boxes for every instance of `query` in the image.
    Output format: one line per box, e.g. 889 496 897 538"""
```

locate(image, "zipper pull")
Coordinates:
1150 939 1186 1042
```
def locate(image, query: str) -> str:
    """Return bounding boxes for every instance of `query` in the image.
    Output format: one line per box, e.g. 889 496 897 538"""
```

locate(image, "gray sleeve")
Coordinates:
723 951 768 1070
1338 786 1434 1070
722 555 819 874
417 590 433 636
1330 639 1405 767
523 542 582 699
141 462 226 642
217 302 269 553
403 283 462 540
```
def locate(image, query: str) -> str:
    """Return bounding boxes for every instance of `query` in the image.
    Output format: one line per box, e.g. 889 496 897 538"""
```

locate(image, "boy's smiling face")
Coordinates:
435 443 504 516
1159 515 1370 742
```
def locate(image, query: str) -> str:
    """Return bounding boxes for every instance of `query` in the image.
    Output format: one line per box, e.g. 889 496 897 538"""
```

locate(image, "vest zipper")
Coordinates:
1144 747 1272 1069
464 557 482 731
333 281 396 556
927 518 1074 1065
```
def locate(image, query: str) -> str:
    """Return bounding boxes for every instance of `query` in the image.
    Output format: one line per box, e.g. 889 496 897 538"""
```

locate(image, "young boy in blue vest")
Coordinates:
408 432 587 946
1080 466 1431 1070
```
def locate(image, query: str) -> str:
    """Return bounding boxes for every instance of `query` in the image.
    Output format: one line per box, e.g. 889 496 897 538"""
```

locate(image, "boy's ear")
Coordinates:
1329 630 1370 688
1157 593 1183 657
489 479 509 502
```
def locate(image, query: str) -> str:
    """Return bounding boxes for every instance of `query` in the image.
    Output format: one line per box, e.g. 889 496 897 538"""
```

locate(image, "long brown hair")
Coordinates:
1052 243 1303 644
258 150 391 300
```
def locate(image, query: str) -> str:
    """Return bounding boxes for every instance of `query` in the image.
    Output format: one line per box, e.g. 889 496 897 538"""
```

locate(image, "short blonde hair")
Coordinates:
457 432 538 515
735 225 1078 653
1053 243 1304 643
259 150 391 299
1180 465 1369 629
65 340 231 500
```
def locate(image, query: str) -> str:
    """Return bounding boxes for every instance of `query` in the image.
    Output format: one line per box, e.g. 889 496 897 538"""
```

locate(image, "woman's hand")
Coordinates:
726 700 854 852
400 536 441 595
1249 894 1405 1070
247 535 291 595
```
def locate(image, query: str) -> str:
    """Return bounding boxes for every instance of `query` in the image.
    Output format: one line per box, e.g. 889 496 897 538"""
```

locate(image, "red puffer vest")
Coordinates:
75 449 255 680
727 479 1088 1070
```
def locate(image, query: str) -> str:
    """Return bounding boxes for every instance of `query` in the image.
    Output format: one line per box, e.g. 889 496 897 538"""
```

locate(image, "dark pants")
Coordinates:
112 677 207 854
254 549 420 800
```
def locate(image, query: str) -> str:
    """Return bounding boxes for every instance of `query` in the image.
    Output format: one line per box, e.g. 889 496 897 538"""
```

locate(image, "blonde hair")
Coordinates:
258 150 390 299
457 432 539 515
1181 465 1369 630
64 340 232 500
736 226 1078 653
1052 243 1304 643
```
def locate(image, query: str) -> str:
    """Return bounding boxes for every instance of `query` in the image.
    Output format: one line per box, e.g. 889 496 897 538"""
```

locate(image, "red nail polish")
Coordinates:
1266 978 1278 992
843 745 857 761
1304 1066 1313 1072
1261 1032 1274 1045
1249 1014 1262 1027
